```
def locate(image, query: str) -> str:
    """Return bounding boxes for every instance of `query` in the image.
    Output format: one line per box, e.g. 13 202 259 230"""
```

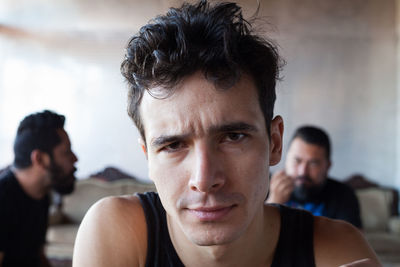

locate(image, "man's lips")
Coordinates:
295 177 307 184
295 175 312 185
186 205 236 221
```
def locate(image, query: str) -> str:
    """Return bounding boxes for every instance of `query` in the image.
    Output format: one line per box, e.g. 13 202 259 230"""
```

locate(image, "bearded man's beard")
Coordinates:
291 175 325 203
49 160 76 195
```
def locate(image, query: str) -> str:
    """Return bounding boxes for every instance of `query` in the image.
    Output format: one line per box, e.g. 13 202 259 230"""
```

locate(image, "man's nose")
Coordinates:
188 144 225 193
297 162 309 176
72 151 78 163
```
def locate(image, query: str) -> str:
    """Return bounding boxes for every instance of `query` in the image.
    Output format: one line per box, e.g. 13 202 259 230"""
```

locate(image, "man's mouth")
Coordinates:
295 175 312 185
187 205 236 221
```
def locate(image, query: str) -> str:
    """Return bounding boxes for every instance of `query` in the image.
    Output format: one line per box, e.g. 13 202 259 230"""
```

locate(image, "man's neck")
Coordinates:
12 167 49 200
167 205 281 267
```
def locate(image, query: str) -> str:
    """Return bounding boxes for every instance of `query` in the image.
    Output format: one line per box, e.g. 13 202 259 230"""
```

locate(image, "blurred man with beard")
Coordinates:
0 110 78 267
266 125 362 228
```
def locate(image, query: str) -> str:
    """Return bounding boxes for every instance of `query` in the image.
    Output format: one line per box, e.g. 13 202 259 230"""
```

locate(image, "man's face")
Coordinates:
285 137 331 201
140 72 282 246
49 129 78 195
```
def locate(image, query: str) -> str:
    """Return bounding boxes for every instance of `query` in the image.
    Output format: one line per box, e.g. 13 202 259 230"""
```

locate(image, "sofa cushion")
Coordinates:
356 188 393 232
388 217 400 234
364 232 400 263
62 178 156 223
63 179 123 223
122 181 156 195
46 224 79 259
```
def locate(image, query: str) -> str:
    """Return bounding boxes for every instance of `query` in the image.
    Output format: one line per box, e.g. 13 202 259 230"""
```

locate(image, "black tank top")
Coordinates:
138 192 315 267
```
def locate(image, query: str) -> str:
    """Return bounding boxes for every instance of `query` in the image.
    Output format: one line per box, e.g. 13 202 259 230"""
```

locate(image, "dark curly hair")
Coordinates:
13 110 65 169
121 0 283 143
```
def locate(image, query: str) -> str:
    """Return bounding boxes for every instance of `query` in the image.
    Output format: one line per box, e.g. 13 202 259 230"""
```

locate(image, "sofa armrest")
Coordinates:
48 208 65 226
388 216 400 234
356 188 393 232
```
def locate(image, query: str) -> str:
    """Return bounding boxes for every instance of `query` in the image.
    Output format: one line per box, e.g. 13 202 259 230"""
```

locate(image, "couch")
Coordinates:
345 175 400 267
45 174 400 267
45 177 156 265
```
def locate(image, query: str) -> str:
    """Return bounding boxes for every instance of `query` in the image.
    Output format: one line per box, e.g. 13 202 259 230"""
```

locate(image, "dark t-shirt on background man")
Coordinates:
0 169 49 267
286 178 362 228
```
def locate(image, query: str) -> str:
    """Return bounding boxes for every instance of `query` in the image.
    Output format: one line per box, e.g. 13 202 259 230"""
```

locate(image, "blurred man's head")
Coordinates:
13 110 78 194
285 126 331 202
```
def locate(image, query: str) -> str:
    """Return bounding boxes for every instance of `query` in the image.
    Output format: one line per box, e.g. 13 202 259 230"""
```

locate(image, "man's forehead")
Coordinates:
139 72 264 144
289 138 327 158
54 129 70 149
143 76 257 111
140 72 257 107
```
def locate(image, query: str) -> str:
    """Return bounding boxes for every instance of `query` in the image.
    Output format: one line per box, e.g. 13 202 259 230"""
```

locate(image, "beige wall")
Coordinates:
249 0 398 188
0 0 399 189
396 0 400 191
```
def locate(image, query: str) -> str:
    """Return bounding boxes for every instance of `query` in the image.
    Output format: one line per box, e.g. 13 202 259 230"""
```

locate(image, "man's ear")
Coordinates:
269 116 284 166
138 138 148 159
30 149 50 168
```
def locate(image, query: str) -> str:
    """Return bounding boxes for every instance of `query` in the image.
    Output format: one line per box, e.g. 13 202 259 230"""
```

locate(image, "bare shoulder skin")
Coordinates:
73 195 147 267
313 216 381 267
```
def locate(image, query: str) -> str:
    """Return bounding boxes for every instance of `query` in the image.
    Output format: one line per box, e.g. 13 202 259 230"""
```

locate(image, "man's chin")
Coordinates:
52 175 76 195
292 183 324 203
186 227 241 247
291 186 309 203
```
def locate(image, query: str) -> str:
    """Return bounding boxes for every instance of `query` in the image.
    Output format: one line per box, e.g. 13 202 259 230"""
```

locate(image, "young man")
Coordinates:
266 126 362 228
74 1 380 266
0 110 78 267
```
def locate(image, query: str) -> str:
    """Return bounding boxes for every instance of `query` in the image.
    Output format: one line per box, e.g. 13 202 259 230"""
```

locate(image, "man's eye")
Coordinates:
222 133 246 143
309 161 320 167
161 142 186 152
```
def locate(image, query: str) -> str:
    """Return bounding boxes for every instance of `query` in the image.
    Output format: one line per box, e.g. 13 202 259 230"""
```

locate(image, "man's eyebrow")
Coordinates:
150 134 189 148
210 122 258 134
150 122 258 148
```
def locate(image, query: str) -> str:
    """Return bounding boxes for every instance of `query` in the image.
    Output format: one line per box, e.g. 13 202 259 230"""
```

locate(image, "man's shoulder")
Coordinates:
0 168 14 184
314 216 359 240
326 177 347 186
313 216 379 266
93 192 159 214
79 193 147 237
0 169 17 198
74 194 148 266
325 177 356 194
91 194 145 218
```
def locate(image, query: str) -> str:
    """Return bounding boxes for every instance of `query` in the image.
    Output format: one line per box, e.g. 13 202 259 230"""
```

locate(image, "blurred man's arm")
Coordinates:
0 251 4 267
266 169 294 204
73 195 147 267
